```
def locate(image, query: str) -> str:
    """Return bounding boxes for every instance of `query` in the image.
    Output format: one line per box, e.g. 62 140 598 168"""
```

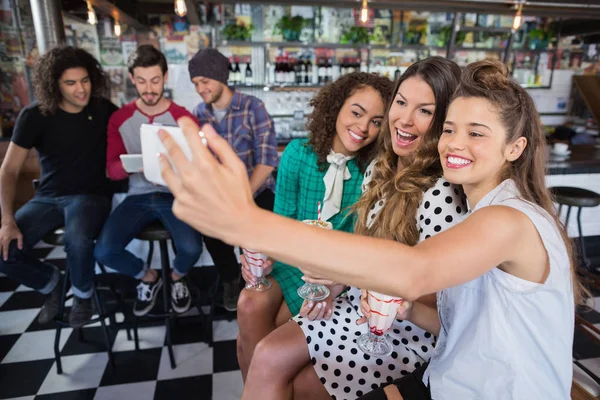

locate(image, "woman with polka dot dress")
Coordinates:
241 57 465 400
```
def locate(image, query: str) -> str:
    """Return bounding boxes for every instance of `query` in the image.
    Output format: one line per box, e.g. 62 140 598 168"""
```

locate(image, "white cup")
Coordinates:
553 143 569 154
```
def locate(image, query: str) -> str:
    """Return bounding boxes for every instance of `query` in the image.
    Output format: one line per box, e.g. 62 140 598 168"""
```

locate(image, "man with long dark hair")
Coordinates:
94 45 203 317
0 46 117 327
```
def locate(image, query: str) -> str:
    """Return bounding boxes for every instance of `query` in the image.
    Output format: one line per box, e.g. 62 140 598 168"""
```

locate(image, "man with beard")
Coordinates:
188 48 278 312
94 45 203 316
0 46 115 328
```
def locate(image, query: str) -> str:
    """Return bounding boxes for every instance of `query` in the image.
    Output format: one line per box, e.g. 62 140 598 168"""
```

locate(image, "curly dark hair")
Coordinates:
306 72 394 172
32 46 109 115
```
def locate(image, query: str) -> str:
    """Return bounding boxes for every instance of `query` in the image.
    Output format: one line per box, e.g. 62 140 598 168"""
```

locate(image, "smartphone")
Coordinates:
140 123 193 186
119 154 143 173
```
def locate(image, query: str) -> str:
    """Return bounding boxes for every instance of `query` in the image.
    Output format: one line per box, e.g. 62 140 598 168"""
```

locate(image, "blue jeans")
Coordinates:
0 195 111 298
94 192 203 279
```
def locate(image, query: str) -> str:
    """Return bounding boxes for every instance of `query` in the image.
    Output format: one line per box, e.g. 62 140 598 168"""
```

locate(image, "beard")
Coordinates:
202 85 224 105
138 88 164 106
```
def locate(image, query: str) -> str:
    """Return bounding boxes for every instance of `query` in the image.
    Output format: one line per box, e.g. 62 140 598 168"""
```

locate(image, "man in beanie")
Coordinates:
189 48 278 312
94 45 204 317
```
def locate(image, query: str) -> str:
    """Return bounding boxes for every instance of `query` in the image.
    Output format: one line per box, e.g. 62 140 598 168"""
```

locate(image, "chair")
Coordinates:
132 221 219 369
550 186 600 269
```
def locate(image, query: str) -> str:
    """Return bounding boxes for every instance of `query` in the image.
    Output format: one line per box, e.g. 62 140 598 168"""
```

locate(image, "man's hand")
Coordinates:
0 221 22 261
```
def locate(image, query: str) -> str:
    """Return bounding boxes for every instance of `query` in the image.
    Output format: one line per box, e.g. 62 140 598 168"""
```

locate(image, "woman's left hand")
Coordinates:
158 117 256 244
299 296 334 321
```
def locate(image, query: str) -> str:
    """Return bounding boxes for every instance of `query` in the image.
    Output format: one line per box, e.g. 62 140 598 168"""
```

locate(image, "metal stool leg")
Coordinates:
133 315 140 351
565 206 572 227
54 268 70 375
147 241 155 268
159 239 176 369
576 207 590 269
97 263 131 341
92 283 116 369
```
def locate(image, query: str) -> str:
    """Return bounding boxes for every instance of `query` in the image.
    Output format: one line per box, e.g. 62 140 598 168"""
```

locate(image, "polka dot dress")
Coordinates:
293 175 467 400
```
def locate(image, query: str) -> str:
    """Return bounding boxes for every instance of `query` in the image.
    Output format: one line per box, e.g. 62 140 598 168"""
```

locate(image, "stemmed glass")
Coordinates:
297 202 332 301
357 291 403 357
242 248 272 292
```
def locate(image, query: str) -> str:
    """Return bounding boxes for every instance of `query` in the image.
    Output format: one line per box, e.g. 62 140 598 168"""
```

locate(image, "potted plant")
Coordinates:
340 26 370 45
436 25 466 47
274 16 308 42
528 28 553 50
222 21 254 41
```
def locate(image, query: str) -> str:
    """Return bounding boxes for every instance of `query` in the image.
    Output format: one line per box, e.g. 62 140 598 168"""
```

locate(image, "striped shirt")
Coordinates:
193 91 279 195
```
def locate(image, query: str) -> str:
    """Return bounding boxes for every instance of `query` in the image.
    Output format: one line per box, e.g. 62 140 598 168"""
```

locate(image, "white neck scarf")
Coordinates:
321 150 355 221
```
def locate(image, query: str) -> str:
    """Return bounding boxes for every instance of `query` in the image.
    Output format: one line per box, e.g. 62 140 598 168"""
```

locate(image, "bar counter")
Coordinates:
547 144 600 175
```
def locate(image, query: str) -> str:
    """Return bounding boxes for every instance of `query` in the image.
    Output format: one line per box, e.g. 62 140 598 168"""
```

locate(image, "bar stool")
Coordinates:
43 227 128 374
132 221 219 369
550 186 600 269
31 180 128 374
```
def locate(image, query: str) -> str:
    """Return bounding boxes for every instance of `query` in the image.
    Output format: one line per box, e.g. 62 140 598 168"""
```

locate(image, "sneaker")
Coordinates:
222 278 240 312
134 278 162 317
69 296 93 328
171 278 191 314
38 277 63 325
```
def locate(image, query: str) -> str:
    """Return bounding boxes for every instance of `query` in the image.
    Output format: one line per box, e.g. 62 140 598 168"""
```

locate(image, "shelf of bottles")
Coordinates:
217 41 441 141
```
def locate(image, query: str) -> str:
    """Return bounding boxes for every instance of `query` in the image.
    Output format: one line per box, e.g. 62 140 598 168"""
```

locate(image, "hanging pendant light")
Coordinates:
114 20 121 37
174 0 187 17
512 2 524 32
86 0 98 25
360 0 369 24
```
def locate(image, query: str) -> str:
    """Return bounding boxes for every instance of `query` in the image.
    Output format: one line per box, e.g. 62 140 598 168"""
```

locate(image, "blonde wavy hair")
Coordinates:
354 57 461 245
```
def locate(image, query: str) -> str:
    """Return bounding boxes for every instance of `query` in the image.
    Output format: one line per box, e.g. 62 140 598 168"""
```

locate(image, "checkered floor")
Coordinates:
0 244 242 400
1 245 600 399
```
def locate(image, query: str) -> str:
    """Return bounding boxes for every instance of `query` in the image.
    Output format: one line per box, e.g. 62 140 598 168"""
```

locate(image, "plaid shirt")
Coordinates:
270 138 364 315
193 91 279 195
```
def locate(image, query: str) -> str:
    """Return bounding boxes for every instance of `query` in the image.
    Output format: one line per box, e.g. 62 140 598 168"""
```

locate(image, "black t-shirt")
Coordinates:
12 97 118 197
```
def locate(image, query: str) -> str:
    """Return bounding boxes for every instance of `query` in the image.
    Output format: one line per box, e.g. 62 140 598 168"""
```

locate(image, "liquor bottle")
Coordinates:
275 57 283 84
233 58 242 85
305 57 312 84
318 58 326 84
394 65 401 81
297 57 305 85
227 59 235 86
245 62 253 86
288 57 296 84
326 58 333 82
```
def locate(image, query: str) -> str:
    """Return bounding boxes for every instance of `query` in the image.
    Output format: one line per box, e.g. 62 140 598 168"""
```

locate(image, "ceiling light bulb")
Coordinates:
512 3 523 32
360 0 368 24
87 1 97 25
114 20 121 36
174 0 187 17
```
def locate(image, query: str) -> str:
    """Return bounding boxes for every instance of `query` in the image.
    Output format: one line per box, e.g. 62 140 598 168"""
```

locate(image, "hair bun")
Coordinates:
463 59 510 90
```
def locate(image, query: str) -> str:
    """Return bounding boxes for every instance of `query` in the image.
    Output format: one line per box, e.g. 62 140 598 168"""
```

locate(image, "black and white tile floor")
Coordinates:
0 243 242 400
1 243 600 399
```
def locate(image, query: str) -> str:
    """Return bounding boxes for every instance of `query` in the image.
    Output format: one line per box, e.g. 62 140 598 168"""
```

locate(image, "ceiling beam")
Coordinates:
88 0 148 30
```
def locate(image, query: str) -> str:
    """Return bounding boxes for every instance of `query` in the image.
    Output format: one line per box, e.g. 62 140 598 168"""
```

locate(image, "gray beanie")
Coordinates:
188 48 229 84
